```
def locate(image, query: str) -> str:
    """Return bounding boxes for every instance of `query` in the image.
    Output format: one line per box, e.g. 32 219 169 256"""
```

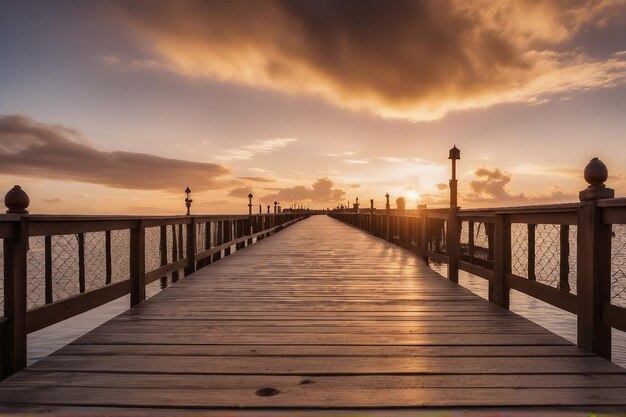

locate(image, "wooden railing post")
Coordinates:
2 217 28 378
171 224 179 281
185 218 197 276
468 222 475 263
577 202 612 359
527 224 536 281
177 224 184 266
418 206 429 262
447 207 459 283
559 225 571 292
105 230 112 284
77 233 85 293
247 216 253 245
576 157 613 359
159 225 168 285
369 199 374 234
224 220 232 256
44 235 53 303
493 214 511 309
212 221 223 263
130 221 146 307
204 222 211 264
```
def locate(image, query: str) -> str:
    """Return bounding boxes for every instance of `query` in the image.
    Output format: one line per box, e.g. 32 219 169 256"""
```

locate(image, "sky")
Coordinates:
1 0 625 214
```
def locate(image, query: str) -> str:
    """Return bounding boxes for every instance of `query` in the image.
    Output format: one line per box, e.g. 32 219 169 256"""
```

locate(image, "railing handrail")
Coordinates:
1 211 309 379
329 196 625 364
0 212 296 221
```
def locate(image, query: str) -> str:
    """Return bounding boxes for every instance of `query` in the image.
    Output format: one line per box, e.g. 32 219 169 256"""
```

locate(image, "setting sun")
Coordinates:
406 190 420 202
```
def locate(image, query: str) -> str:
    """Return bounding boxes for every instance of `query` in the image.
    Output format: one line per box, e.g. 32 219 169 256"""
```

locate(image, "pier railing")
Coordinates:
0 211 307 379
330 197 626 361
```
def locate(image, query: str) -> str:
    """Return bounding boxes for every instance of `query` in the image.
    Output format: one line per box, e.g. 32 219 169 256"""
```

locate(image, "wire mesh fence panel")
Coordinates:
26 236 45 309
209 222 216 248
459 221 469 257
410 218 420 247
110 229 130 282
178 224 187 255
196 222 207 253
611 224 626 307
511 224 529 278
460 221 469 245
51 234 81 303
429 220 448 254
473 223 490 260
534 224 561 289
567 226 578 295
166 226 174 264
144 227 161 273
84 231 106 292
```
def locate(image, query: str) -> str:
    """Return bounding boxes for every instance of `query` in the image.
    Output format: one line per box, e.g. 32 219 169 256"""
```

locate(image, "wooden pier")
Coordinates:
1 215 625 412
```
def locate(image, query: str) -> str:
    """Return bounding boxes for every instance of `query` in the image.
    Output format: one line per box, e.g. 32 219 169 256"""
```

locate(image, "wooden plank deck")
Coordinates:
1 215 626 412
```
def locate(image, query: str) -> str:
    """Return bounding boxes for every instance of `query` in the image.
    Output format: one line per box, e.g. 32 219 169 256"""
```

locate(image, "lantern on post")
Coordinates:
248 193 253 215
273 201 278 214
448 145 461 207
267 205 270 214
385 193 390 211
184 186 192 216
259 204 262 214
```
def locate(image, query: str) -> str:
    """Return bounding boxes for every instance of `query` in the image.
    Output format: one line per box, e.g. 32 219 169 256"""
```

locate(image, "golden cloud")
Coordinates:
465 167 576 204
0 115 230 192
260 177 346 204
115 0 626 120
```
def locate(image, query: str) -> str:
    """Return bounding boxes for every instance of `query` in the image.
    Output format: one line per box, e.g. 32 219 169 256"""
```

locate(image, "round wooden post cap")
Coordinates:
5 185 30 214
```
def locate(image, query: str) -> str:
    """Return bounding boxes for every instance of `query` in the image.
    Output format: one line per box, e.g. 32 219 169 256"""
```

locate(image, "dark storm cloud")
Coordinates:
114 0 626 120
0 115 230 192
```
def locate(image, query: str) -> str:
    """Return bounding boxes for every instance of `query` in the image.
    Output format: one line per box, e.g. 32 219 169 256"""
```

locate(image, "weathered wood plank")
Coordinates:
6 371 626 389
1 386 626 408
54 344 593 357
27 355 625 374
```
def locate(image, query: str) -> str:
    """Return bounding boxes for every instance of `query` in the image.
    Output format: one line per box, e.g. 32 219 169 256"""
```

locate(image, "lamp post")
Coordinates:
184 186 192 216
447 146 461 284
385 193 390 211
267 205 270 214
355 197 359 212
273 201 278 214
448 145 461 207
259 204 262 214
248 193 253 215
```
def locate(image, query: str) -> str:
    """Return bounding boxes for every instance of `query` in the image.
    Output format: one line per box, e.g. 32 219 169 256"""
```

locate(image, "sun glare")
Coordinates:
406 190 420 201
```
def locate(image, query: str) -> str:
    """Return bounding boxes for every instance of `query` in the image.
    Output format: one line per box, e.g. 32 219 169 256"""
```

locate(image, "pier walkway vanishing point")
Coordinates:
1 215 625 412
